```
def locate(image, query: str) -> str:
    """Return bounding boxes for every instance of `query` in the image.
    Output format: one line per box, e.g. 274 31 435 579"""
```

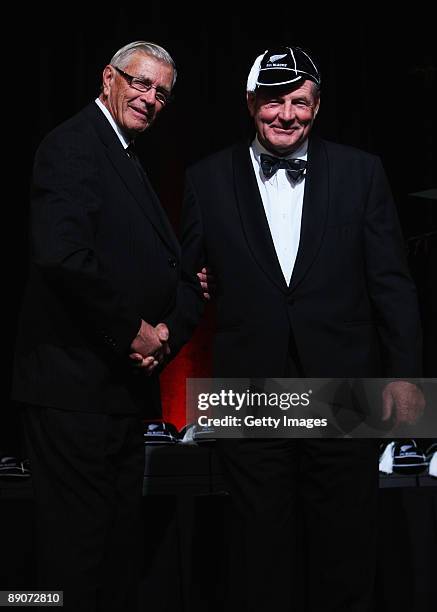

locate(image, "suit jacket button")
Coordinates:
168 258 177 268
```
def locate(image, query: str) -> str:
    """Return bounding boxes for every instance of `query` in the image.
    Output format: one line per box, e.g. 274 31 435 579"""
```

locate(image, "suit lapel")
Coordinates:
233 142 288 292
289 136 329 292
138 166 181 255
84 103 179 256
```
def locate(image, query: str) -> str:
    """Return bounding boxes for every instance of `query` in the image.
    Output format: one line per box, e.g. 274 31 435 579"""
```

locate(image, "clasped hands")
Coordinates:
129 320 170 375
128 265 214 374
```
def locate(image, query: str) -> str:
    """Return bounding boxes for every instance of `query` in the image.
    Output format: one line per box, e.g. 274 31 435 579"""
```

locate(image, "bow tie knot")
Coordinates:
260 154 307 181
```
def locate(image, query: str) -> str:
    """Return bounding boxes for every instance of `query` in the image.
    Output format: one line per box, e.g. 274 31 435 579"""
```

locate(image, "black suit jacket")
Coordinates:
13 102 180 414
169 137 421 379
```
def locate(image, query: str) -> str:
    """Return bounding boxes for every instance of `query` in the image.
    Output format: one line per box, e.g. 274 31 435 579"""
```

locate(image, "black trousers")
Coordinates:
216 437 379 612
21 405 145 612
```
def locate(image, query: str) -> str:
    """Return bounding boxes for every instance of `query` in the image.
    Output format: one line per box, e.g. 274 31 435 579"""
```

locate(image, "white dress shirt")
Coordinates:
95 98 130 150
250 136 308 285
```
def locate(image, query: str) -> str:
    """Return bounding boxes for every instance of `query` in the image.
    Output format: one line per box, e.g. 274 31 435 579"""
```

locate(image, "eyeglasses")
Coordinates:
113 66 172 107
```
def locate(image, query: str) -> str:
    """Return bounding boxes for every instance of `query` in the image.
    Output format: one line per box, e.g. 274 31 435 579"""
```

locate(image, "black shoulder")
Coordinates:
187 141 244 178
36 105 98 156
319 138 380 166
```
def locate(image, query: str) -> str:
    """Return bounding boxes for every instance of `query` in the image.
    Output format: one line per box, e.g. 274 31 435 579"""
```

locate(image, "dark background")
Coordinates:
3 10 436 454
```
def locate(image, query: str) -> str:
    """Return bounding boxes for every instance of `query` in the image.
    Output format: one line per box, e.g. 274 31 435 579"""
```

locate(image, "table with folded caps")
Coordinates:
1 442 436 612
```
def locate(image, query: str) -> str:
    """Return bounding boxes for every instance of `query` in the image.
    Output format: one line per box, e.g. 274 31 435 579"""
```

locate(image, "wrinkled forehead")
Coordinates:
125 52 174 87
123 51 166 71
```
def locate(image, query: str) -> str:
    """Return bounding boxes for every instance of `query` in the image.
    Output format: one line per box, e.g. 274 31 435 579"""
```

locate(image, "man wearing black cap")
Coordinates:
168 46 423 611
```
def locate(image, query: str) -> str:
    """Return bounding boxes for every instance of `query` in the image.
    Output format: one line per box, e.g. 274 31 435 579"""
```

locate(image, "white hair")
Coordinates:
110 41 177 88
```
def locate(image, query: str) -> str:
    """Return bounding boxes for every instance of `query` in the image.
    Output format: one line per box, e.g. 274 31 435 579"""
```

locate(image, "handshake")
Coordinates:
128 266 214 375
129 320 171 375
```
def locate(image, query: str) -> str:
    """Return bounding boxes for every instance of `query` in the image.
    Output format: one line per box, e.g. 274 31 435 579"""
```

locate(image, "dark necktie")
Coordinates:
126 143 145 182
260 154 307 182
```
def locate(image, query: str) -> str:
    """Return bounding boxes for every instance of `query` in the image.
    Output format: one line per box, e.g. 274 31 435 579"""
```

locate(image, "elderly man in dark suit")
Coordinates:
169 46 424 611
13 41 180 611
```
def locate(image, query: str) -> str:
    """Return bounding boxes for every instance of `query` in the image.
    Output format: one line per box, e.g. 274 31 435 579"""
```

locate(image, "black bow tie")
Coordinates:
260 154 307 181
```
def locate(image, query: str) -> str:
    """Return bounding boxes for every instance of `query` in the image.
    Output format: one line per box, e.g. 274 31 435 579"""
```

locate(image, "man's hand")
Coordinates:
382 381 425 427
197 266 215 301
129 321 170 374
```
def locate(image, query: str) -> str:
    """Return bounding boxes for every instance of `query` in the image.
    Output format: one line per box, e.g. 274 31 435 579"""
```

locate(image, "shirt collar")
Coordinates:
95 98 131 150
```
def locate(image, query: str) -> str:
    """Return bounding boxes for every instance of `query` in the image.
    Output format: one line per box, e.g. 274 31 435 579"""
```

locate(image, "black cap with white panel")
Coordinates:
247 46 321 92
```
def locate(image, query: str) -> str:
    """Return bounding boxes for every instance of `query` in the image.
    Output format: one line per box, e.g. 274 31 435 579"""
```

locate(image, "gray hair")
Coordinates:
110 41 177 88
309 80 321 98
